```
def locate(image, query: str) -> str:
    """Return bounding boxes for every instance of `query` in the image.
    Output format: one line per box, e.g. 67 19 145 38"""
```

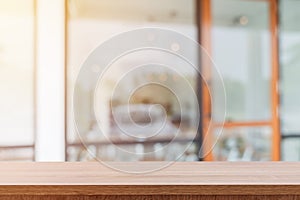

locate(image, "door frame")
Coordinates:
197 0 281 161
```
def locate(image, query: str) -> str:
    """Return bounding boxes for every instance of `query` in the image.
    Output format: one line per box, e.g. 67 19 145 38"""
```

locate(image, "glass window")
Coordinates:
67 0 199 161
279 0 300 161
0 147 33 161
281 137 300 161
211 0 271 122
213 127 272 161
0 0 34 160
280 0 300 135
209 0 274 161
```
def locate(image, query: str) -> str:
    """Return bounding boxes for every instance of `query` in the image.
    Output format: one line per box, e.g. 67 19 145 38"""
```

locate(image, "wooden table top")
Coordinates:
0 162 299 196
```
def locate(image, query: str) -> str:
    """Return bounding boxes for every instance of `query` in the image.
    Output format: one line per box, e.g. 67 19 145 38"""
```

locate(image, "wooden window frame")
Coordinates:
64 0 281 161
198 0 281 161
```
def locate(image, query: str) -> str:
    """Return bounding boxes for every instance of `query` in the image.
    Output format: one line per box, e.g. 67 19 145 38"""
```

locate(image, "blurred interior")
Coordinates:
0 0 300 161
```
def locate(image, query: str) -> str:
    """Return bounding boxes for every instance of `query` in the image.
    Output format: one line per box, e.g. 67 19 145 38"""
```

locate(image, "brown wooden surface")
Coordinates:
0 162 299 197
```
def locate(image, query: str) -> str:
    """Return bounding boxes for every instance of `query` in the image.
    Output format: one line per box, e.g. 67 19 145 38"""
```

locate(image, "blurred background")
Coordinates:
0 0 299 162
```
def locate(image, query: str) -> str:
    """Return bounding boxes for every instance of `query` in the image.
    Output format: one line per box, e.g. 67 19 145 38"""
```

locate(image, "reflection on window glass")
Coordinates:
280 0 300 135
210 0 273 162
213 127 271 161
280 0 300 161
281 138 300 161
211 0 271 122
0 148 33 161
0 0 34 149
67 0 198 161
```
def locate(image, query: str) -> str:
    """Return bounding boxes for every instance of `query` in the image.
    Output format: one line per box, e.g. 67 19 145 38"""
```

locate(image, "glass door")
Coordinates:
66 0 200 161
279 0 300 161
202 0 280 161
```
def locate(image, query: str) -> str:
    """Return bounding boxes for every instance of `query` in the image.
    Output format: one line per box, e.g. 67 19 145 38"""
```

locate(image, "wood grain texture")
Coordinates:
0 162 299 199
0 196 299 200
